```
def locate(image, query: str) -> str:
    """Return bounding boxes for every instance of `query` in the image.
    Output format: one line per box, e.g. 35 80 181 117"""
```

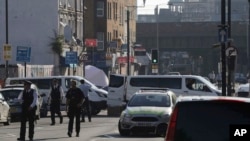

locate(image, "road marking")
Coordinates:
0 133 16 138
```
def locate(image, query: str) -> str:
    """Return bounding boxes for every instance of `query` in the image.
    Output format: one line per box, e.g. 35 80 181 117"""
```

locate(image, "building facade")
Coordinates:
136 0 249 75
0 0 85 78
84 0 138 75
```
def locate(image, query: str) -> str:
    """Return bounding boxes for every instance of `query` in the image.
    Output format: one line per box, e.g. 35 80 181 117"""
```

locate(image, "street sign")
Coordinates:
218 28 227 43
152 64 158 74
65 51 77 65
226 46 237 56
3 44 12 60
16 46 31 62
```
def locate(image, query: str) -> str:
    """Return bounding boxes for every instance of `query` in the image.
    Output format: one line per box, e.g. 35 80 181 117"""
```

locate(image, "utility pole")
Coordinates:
126 1 146 76
227 0 231 96
248 0 250 97
127 10 130 76
221 0 227 96
5 0 9 79
82 0 85 77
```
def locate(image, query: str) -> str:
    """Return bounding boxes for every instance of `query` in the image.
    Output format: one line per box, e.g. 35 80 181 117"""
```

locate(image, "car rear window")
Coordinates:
174 101 250 141
128 94 170 107
1 90 22 100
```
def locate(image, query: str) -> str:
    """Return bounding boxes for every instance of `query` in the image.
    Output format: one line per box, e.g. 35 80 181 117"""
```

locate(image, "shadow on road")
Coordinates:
96 133 162 138
33 136 69 141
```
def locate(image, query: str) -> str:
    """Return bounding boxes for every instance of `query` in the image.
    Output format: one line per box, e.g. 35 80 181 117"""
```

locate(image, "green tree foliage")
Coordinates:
49 30 64 56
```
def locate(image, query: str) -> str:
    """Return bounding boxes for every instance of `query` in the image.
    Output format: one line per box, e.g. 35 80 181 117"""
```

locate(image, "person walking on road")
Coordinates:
17 80 38 141
79 79 92 122
48 78 64 125
66 80 85 137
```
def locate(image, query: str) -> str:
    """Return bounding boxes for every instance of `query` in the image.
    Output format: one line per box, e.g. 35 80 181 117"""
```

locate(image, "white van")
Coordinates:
5 76 108 116
107 74 221 116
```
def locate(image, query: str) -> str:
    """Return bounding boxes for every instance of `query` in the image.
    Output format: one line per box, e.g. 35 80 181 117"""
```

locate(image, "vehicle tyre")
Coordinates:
4 111 11 126
156 124 167 137
118 121 130 136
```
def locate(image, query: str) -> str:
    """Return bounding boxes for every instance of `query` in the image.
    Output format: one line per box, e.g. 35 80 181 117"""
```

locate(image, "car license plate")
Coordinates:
137 122 152 126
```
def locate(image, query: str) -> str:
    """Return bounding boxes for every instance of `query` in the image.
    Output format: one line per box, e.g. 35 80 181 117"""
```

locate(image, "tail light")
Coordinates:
165 107 178 141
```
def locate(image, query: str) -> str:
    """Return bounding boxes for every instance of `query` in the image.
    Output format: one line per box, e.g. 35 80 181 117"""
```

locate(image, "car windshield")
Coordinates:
174 101 250 141
1 90 22 101
128 94 170 107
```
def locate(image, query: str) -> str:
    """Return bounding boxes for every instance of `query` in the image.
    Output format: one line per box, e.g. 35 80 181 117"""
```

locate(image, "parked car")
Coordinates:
234 74 247 84
0 93 11 125
118 88 177 137
164 96 250 141
235 83 249 97
1 84 45 121
5 76 108 116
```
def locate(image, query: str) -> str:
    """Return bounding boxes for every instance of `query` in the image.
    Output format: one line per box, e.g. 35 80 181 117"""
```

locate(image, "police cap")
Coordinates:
24 80 32 85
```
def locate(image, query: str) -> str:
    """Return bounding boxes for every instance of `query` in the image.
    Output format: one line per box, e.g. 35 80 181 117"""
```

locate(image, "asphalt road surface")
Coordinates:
0 110 164 141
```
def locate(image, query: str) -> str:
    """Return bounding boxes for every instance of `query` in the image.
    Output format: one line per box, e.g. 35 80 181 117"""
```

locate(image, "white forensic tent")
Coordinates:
85 65 109 87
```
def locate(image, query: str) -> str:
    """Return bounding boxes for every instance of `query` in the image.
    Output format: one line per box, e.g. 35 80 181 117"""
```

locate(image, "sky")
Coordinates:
137 0 169 15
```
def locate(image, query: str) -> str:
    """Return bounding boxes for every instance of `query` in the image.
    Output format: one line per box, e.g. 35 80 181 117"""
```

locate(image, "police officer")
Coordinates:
17 80 38 141
79 79 91 122
66 80 85 137
48 78 64 125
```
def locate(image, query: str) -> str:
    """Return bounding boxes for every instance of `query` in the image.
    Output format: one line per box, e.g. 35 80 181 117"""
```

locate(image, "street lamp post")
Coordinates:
126 1 145 76
227 0 232 96
221 0 227 96
248 0 250 96
127 10 130 76
5 0 9 79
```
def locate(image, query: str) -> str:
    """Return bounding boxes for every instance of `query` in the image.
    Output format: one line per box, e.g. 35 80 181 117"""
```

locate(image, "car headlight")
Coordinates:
160 114 170 122
122 113 132 122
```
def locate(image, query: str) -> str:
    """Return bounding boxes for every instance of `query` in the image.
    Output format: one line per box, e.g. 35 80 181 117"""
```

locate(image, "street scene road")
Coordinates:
0 111 164 141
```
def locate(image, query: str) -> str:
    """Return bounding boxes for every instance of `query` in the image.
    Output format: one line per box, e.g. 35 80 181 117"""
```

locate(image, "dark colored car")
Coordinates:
165 96 250 141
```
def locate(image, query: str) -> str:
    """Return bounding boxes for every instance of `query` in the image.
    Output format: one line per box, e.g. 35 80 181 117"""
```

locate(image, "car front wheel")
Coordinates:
3 111 11 126
118 121 130 136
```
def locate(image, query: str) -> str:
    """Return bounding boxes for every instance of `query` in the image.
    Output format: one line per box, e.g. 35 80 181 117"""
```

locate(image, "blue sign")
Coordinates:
16 46 31 62
65 51 77 64
218 29 227 43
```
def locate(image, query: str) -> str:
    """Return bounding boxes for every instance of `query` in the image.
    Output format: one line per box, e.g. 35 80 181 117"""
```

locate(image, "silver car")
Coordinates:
1 84 45 121
118 88 177 136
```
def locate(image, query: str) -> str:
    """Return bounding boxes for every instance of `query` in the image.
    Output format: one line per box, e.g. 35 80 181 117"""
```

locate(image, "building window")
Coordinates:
97 1 104 17
97 32 104 50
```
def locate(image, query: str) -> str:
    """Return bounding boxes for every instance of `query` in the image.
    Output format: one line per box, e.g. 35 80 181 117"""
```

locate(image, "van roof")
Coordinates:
6 75 84 79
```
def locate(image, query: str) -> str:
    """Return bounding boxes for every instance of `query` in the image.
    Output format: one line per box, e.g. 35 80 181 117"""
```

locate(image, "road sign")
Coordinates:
3 44 12 60
65 51 77 64
226 46 237 56
218 28 227 43
16 46 31 62
152 64 158 74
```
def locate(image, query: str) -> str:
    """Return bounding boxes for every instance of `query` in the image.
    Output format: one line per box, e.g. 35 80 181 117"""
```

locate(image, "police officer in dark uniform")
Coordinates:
17 80 38 141
79 79 91 122
66 80 84 137
48 78 64 125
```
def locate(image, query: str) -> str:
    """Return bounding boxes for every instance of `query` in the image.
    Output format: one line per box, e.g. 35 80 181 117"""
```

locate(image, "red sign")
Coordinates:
134 47 146 51
117 56 134 64
85 39 97 47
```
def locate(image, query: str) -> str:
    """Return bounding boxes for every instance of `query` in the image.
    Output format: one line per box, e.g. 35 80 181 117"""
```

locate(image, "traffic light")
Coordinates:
151 49 158 64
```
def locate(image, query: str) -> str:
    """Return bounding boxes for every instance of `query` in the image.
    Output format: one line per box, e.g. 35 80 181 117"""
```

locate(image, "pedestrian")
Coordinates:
17 80 38 141
48 78 64 125
79 79 92 122
186 78 195 90
66 80 85 137
208 71 216 83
